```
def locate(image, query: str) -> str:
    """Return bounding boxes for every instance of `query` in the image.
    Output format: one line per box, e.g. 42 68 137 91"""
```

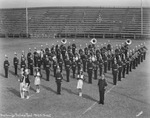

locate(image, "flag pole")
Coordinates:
141 0 143 35
26 0 29 38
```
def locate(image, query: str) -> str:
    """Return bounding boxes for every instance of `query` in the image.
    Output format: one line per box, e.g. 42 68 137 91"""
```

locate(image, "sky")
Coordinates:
0 0 150 8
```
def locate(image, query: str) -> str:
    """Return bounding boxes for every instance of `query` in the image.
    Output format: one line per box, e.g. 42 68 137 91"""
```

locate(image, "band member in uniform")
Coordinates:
126 52 130 74
81 53 87 72
122 54 126 78
135 50 138 68
117 56 122 81
62 45 66 60
24 68 30 99
112 58 118 85
45 56 51 81
21 50 26 62
98 74 107 105
58 56 63 73
65 57 71 82
99 54 104 76
72 58 77 78
13 52 19 75
107 50 111 71
87 58 93 84
37 55 42 68
77 69 84 97
129 50 133 71
27 48 32 68
53 58 57 77
94 59 99 80
33 47 38 67
55 66 63 95
20 68 30 99
103 52 108 73
142 44 147 60
20 57 26 71
4 55 10 78
72 43 76 55
20 68 25 98
77 58 82 74
28 56 34 75
34 67 42 93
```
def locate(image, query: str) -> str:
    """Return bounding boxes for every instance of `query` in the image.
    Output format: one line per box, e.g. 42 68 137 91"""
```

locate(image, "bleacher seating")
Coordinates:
0 7 149 38
143 8 150 35
0 8 26 36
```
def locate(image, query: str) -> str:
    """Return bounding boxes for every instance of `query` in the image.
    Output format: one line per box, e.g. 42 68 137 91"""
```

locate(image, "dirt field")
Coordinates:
0 38 150 118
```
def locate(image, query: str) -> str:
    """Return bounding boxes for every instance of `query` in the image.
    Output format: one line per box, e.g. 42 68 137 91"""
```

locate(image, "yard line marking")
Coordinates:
78 85 115 118
106 85 115 94
82 102 97 115
136 111 143 117
30 93 36 97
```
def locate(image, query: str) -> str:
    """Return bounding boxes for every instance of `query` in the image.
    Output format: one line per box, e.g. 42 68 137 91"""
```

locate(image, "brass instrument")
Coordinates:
90 38 97 44
61 38 67 44
125 39 132 45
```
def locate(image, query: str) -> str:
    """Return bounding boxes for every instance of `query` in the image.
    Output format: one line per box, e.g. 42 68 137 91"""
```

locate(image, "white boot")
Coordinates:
79 92 82 97
26 96 29 99
36 89 40 93
20 92 23 98
21 91 25 99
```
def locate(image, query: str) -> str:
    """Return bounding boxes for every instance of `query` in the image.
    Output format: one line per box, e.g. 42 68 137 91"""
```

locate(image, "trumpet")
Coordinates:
90 38 97 44
61 38 67 44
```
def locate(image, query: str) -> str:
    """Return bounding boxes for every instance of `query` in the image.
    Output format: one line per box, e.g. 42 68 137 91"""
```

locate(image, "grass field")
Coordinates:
0 38 150 118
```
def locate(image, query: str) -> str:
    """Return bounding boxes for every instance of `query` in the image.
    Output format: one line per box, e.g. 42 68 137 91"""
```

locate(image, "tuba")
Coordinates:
126 39 132 45
90 38 97 44
61 38 67 44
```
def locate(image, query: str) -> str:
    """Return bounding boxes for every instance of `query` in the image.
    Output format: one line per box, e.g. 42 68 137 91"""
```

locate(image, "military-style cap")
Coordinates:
14 52 17 55
5 54 8 58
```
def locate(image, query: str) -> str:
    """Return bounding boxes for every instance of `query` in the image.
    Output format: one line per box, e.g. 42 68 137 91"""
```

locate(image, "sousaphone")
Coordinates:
126 39 132 45
90 38 97 44
61 38 67 44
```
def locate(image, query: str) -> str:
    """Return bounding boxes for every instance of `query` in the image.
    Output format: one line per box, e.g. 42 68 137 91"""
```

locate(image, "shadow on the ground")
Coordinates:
0 72 5 78
62 87 98 102
41 84 57 94
7 87 20 98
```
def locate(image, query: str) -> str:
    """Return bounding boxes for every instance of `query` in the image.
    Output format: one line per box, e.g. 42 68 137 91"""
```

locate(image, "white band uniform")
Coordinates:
77 75 84 89
34 72 41 85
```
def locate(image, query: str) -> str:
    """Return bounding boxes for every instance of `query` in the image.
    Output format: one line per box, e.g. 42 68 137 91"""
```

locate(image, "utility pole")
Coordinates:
26 0 29 38
141 0 143 35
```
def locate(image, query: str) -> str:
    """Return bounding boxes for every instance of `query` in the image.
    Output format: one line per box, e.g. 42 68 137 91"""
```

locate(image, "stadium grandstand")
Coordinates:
0 1 150 39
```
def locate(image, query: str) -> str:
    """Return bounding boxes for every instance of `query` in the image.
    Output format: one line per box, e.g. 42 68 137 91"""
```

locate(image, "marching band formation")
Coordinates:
3 38 147 103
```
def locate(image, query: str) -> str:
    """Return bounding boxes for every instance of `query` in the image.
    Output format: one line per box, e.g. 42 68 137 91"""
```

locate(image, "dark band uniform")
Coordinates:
94 60 99 80
87 61 93 84
117 60 122 81
53 60 57 77
4 58 10 78
72 60 77 78
55 71 63 94
45 59 51 81
112 63 118 85
13 55 19 75
28 57 34 75
65 59 71 82
20 59 26 70
58 58 63 73
99 58 104 76
98 77 107 104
